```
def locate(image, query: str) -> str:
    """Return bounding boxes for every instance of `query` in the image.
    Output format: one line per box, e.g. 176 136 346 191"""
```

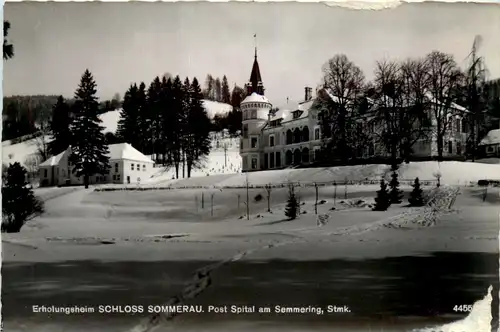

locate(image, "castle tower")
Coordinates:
240 38 272 172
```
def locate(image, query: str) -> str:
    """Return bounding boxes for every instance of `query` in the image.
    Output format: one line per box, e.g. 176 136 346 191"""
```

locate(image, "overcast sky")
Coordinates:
3 2 500 107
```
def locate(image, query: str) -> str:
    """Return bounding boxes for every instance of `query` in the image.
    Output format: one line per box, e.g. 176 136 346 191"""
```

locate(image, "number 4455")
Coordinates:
453 305 473 312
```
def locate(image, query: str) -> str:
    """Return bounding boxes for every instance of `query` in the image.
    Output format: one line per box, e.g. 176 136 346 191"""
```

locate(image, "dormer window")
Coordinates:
292 110 302 119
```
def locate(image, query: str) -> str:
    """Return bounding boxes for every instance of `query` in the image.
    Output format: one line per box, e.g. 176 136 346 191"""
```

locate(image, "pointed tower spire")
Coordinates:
246 34 265 96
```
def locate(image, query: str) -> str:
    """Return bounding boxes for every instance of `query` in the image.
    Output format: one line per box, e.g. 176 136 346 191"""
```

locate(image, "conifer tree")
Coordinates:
204 74 215 100
146 76 163 157
49 96 72 155
221 75 231 104
389 171 404 204
185 77 212 178
2 162 44 233
136 82 148 153
408 177 425 207
284 184 299 220
215 77 222 102
373 179 391 211
117 84 140 148
160 76 175 165
171 76 185 178
69 69 110 189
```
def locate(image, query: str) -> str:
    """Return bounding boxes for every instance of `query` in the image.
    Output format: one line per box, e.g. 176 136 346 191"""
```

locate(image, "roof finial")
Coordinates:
254 33 257 59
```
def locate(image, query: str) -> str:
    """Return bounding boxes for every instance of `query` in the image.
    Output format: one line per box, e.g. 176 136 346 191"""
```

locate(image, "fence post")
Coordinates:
202 192 204 209
211 193 214 217
334 181 337 205
344 177 348 200
314 182 318 215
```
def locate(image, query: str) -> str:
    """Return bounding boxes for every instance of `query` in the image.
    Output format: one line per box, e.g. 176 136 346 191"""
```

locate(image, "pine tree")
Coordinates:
389 171 404 204
69 69 110 189
284 184 299 220
214 78 222 102
136 82 148 153
204 74 215 100
408 177 425 207
160 76 175 165
117 84 140 148
48 96 72 155
373 179 391 211
171 76 185 178
186 77 212 178
221 75 231 104
230 85 246 109
146 76 163 158
2 162 44 233
181 77 192 178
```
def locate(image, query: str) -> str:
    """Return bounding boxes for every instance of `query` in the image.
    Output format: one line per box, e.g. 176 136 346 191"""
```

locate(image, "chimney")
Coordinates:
305 87 312 101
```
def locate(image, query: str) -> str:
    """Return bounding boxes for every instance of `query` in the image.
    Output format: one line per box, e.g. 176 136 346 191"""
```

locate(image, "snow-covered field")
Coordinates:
133 161 500 190
2 181 498 332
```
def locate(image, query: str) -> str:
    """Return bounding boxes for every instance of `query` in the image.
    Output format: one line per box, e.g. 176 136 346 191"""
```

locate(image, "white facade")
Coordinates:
39 143 155 187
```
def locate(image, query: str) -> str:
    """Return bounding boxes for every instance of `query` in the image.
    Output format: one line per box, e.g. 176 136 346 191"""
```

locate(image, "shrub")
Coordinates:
408 177 425 207
389 171 404 204
284 184 299 220
372 179 391 211
2 162 44 233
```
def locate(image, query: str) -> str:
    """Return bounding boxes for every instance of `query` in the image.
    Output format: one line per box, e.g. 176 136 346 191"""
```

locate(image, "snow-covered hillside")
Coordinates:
202 100 233 118
145 160 500 188
98 100 232 135
147 131 241 182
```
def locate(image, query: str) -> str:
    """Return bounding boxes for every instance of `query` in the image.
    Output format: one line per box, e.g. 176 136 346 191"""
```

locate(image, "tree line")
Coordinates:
116 75 212 179
316 45 500 167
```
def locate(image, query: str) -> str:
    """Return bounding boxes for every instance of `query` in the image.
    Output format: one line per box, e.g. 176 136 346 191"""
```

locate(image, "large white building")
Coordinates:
239 48 470 172
39 143 155 187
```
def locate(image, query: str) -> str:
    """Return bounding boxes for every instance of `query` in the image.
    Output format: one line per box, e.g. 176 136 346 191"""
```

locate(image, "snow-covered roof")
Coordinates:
270 109 292 122
480 129 500 146
39 150 66 167
108 143 154 163
242 93 270 104
39 143 154 167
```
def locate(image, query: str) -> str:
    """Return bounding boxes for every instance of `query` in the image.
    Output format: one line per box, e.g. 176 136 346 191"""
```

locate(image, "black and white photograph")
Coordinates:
2 2 500 332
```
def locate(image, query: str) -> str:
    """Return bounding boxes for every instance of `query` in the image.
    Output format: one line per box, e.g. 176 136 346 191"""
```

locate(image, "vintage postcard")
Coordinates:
2 2 499 332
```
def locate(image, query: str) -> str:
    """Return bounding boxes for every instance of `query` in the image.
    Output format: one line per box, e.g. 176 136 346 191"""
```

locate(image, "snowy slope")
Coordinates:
97 101 232 135
99 109 121 134
202 100 233 118
146 132 241 183
146 161 500 188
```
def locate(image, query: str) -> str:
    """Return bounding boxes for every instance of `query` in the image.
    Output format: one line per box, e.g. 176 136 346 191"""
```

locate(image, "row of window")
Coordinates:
241 102 268 110
243 110 258 120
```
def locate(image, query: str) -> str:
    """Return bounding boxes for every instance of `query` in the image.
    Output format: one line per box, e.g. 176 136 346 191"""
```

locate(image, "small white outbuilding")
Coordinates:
39 143 155 187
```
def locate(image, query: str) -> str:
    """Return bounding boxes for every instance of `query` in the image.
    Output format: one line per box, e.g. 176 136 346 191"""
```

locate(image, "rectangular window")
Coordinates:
44 169 48 178
275 152 281 168
115 163 119 172
270 152 275 168
131 163 135 171
456 119 461 133
251 137 258 148
143 164 146 171
117 174 121 181
314 128 320 140
251 110 257 119
251 158 258 169
243 124 249 139
448 141 453 154
264 153 269 169
270 135 275 147
456 141 462 155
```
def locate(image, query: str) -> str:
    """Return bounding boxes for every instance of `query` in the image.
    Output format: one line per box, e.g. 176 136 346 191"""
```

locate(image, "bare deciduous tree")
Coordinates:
319 54 365 162
425 51 463 160
34 125 51 162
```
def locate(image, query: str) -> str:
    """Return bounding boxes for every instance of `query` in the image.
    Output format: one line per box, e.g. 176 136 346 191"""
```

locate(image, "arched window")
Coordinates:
293 149 301 165
293 128 301 143
302 126 309 142
285 150 293 165
302 147 310 163
286 130 293 145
